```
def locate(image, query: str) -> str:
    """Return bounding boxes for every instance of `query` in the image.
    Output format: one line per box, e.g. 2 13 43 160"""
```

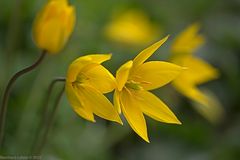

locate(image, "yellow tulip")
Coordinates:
114 36 183 142
104 10 159 46
171 23 223 123
33 0 76 54
65 54 122 124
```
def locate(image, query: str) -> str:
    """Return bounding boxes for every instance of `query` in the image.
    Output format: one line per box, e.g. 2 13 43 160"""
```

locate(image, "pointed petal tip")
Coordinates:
162 35 170 42
161 114 182 125
106 53 112 57
137 132 149 143
103 53 112 60
153 35 169 47
143 136 150 143
89 118 96 123
85 118 96 123
170 118 182 125
126 60 133 67
176 120 182 125
165 34 170 39
119 121 124 125
111 112 123 125
115 118 123 125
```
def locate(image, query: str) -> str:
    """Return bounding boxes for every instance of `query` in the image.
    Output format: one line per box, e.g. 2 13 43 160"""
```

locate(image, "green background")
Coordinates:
0 0 240 159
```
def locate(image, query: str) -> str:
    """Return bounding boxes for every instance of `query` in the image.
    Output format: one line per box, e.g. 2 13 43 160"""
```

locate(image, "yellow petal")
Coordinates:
72 54 112 66
50 0 67 4
116 60 133 91
78 84 123 124
171 23 205 54
133 36 169 68
191 89 224 124
134 90 181 124
62 5 76 38
83 64 116 93
73 106 95 122
131 61 183 90
174 56 219 85
65 83 95 122
120 88 149 142
113 90 121 114
173 80 209 107
173 78 224 124
35 19 65 53
66 54 112 83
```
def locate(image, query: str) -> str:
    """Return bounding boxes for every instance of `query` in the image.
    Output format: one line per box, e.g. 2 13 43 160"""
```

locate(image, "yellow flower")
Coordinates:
33 0 76 54
114 36 183 142
171 24 222 123
104 10 159 46
65 54 122 124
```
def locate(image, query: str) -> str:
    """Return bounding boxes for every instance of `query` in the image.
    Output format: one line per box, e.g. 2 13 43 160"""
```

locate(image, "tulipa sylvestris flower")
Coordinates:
114 36 183 142
65 54 122 124
33 0 75 54
104 10 159 46
171 24 223 123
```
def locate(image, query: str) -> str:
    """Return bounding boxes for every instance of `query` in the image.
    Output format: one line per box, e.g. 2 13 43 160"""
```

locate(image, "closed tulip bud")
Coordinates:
33 0 76 54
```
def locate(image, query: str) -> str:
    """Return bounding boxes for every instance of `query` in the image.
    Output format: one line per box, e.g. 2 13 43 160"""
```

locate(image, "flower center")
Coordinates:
125 80 143 90
72 73 89 87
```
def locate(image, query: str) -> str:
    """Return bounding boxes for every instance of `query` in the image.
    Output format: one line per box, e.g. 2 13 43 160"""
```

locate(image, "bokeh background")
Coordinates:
1 0 240 159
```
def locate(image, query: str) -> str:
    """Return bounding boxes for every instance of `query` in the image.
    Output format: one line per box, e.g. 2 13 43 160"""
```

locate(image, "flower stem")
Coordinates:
32 77 65 154
0 50 47 148
37 84 65 154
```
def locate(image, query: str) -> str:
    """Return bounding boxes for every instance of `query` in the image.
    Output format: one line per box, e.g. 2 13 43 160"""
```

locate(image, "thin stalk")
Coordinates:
0 50 47 148
31 77 65 153
34 83 65 154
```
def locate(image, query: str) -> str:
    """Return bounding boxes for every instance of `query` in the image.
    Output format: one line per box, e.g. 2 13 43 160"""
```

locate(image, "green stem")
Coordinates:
32 77 65 153
34 81 65 154
0 50 47 149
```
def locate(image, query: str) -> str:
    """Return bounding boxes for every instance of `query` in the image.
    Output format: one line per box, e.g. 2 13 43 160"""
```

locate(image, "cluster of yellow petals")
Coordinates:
65 36 184 142
33 0 76 54
65 54 122 124
171 24 223 123
114 36 183 142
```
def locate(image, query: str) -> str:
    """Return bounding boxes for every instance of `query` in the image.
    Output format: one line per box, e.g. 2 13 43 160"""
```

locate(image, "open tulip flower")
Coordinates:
171 24 222 122
33 0 76 54
114 36 184 142
65 54 122 124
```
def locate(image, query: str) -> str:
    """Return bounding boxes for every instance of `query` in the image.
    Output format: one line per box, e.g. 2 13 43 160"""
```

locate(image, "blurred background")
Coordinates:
0 0 240 159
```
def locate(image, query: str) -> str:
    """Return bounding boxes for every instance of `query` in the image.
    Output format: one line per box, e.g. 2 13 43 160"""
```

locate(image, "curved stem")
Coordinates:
35 83 65 154
41 77 66 122
31 77 65 153
0 50 47 148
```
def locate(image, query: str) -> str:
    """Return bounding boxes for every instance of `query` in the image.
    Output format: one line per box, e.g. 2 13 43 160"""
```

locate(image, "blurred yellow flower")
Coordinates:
33 0 76 54
65 54 122 124
104 10 159 46
114 36 183 142
171 24 223 123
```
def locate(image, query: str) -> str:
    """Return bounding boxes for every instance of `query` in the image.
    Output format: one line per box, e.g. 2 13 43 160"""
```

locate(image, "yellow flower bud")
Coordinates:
33 0 76 54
